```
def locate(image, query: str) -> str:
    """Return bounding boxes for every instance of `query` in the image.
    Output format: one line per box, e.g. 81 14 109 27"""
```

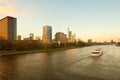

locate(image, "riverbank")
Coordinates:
0 47 80 56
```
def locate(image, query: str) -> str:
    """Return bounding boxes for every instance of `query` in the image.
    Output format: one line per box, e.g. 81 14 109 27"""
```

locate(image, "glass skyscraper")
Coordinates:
42 25 52 43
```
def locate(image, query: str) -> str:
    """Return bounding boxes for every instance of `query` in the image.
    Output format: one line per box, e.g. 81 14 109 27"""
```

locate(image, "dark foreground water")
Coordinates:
0 45 120 80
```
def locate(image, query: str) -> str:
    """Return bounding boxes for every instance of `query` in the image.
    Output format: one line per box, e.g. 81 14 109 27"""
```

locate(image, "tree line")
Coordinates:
0 40 86 51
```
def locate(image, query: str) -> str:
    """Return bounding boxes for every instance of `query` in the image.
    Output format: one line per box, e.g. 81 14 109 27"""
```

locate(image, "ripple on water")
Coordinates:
0 45 120 80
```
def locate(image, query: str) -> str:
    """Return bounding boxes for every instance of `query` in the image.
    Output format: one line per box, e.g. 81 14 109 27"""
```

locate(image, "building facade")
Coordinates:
71 33 76 42
67 27 76 42
88 39 92 45
0 16 17 40
68 27 72 41
42 25 52 43
55 32 67 44
18 35 21 40
29 33 34 40
88 39 92 43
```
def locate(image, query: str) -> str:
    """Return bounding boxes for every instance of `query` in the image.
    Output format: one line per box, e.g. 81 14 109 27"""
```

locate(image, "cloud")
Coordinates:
0 0 28 16
0 0 12 5
0 6 17 14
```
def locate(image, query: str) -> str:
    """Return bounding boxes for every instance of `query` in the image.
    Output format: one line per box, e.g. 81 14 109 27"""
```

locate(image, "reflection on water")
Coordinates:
0 45 120 80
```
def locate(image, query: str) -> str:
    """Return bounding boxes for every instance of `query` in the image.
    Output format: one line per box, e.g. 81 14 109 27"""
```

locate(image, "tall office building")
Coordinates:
71 33 76 42
67 27 76 42
42 25 52 43
29 33 34 40
68 27 71 40
0 16 17 40
55 32 67 44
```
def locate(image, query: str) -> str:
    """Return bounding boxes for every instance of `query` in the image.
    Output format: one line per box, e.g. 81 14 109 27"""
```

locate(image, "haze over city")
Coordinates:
0 0 120 42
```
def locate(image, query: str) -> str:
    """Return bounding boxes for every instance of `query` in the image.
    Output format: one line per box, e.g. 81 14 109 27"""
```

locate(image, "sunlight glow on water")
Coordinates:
0 45 120 80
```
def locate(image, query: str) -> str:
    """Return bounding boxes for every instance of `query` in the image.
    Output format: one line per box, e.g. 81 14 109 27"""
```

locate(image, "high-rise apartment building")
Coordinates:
42 25 52 43
0 16 17 40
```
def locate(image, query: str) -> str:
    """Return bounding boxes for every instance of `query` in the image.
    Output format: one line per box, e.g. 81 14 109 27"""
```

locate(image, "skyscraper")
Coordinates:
71 33 76 42
0 16 17 40
67 27 76 42
42 25 52 43
29 33 34 40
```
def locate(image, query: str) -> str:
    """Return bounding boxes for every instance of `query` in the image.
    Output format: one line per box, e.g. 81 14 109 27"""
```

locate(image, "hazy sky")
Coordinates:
0 0 120 42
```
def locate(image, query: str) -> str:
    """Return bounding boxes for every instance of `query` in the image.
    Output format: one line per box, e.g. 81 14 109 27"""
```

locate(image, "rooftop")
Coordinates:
0 16 16 21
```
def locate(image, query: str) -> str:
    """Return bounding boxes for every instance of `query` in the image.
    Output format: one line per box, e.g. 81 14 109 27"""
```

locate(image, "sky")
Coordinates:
0 0 120 42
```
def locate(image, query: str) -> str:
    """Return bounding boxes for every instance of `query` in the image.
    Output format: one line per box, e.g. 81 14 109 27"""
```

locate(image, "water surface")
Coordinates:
0 45 120 80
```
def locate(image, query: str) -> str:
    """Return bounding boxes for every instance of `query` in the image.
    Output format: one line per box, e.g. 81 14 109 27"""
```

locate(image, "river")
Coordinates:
0 45 120 80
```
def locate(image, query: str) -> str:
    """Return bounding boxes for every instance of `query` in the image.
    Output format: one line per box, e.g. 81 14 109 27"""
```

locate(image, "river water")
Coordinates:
0 45 120 80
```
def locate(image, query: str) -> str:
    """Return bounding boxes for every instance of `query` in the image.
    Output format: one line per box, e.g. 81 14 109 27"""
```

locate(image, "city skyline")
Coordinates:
0 0 120 42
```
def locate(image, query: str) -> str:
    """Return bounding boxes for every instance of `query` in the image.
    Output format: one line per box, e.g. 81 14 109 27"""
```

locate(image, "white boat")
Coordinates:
91 48 103 57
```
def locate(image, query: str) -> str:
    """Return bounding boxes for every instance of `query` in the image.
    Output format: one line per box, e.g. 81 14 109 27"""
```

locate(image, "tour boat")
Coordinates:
91 48 103 57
